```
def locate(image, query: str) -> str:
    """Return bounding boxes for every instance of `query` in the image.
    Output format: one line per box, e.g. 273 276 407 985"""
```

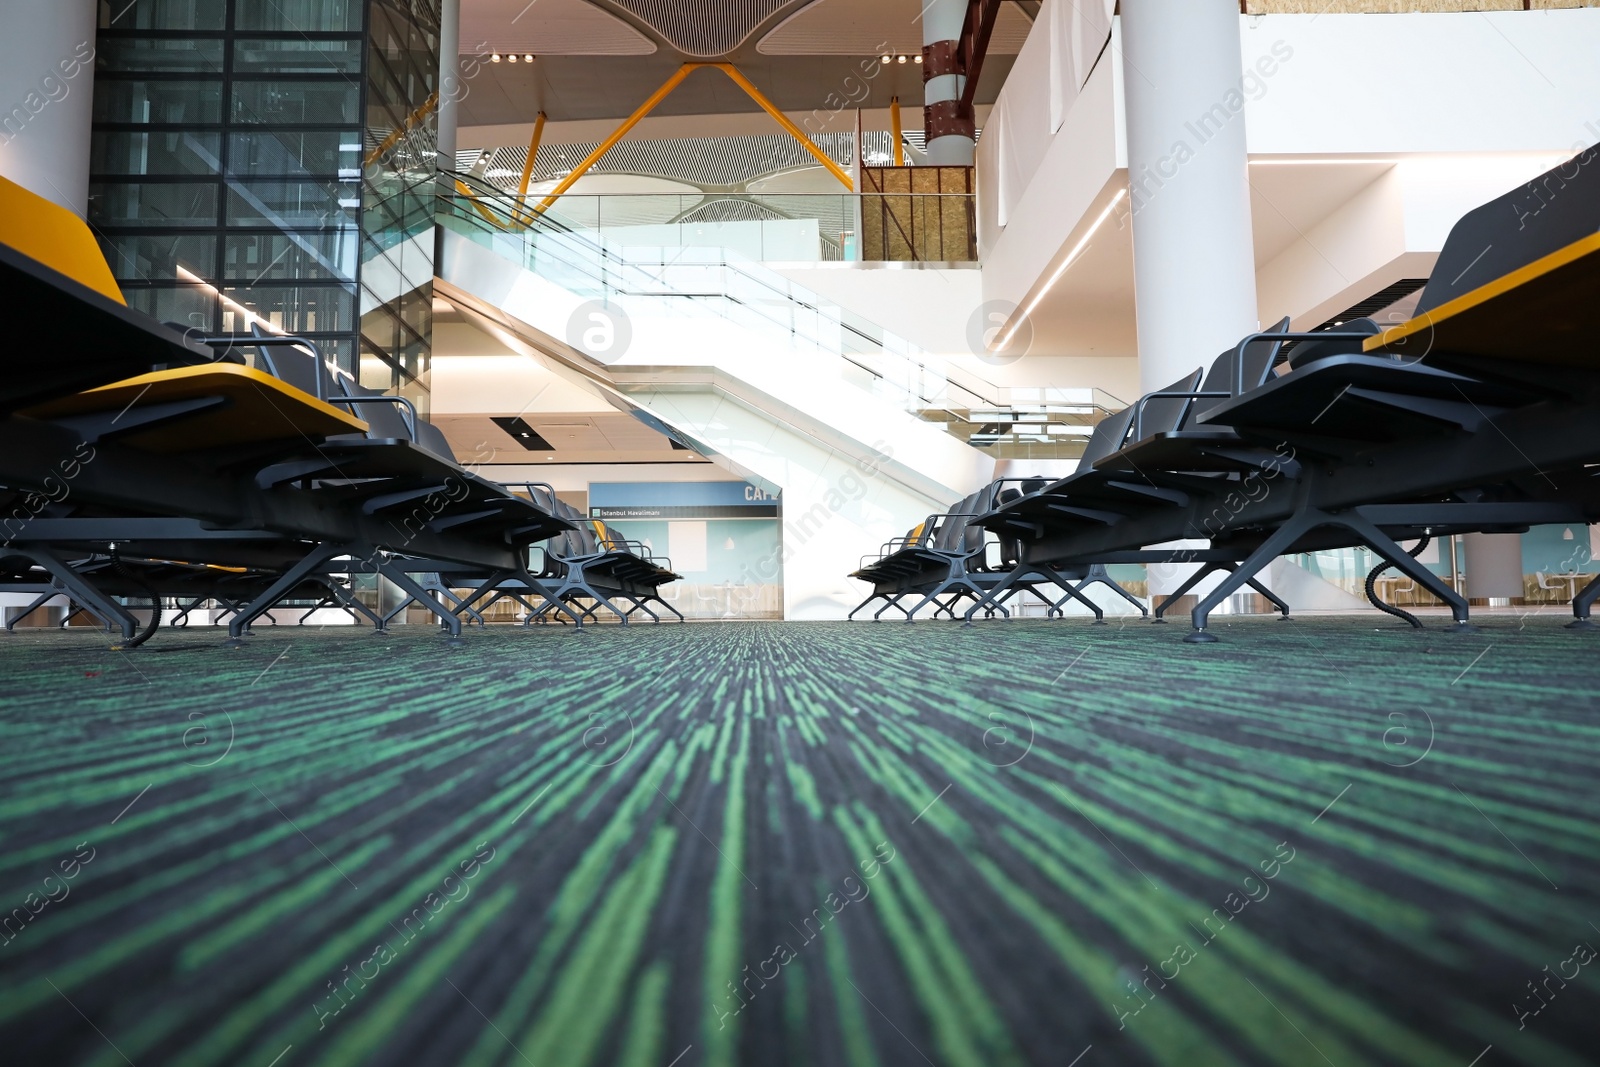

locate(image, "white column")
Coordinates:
1464 533 1523 602
1121 1 1257 395
0 1 97 215
437 0 461 165
1121 3 1257 606
922 0 974 166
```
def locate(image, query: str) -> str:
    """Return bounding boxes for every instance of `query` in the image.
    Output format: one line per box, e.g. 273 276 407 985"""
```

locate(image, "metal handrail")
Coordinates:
1231 328 1378 392
1130 390 1232 444
439 172 1009 408
183 333 346 402
324 395 418 442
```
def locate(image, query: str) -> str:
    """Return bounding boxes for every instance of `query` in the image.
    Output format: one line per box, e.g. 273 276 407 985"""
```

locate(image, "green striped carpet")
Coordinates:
0 617 1596 1067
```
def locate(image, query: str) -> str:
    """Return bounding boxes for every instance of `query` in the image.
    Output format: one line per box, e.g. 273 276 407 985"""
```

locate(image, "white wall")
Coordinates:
979 10 1600 349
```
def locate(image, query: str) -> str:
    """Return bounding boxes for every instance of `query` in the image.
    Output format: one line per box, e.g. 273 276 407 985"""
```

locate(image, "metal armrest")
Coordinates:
324 395 418 442
184 333 335 400
1229 328 1378 392
1130 391 1232 442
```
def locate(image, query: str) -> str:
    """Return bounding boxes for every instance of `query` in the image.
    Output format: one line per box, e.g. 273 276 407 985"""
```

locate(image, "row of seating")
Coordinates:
849 146 1600 640
0 175 678 646
848 476 1148 623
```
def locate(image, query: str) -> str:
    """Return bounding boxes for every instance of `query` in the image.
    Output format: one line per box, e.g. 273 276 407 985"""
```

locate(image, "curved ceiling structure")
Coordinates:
591 0 799 57
460 0 656 55
759 0 1035 56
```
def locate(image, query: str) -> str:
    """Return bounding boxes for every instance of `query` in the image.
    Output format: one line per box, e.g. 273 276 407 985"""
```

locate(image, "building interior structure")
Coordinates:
1 0 1599 1064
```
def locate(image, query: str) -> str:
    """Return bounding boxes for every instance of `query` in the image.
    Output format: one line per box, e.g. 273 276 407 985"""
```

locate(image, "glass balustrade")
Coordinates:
437 173 1122 460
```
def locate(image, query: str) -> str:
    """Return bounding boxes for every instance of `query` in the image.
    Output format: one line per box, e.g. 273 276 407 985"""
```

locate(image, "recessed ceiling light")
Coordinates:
524 54 534 63
508 54 517 62
914 55 922 64
491 52 501 62
897 54 907 64
882 53 892 62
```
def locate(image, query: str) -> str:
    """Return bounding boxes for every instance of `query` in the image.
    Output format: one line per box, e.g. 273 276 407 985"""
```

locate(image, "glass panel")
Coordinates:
97 38 225 74
227 180 359 226
231 80 360 126
223 284 355 333
228 130 361 178
233 0 364 32
90 182 221 226
122 284 219 331
92 131 221 175
94 80 223 125
233 39 363 74
224 231 359 282
102 233 217 280
101 0 227 31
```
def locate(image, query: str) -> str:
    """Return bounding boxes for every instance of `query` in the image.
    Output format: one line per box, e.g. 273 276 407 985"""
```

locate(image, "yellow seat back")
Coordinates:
0 175 125 306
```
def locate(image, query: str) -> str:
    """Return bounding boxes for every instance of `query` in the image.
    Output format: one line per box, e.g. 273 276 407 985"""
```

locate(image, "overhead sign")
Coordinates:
589 481 780 520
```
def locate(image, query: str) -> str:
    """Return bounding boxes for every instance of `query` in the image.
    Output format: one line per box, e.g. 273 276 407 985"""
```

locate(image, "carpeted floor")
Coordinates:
0 616 1596 1067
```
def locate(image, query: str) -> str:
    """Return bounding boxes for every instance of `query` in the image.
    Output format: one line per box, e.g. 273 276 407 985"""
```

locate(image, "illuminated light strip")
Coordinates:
177 265 283 335
175 266 354 386
993 188 1126 353
1248 158 1395 166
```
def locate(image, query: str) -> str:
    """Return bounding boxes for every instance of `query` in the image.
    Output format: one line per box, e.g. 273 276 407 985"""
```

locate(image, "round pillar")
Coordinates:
1464 532 1523 603
437 0 461 164
922 0 975 166
1121 0 1258 394
0 1 96 215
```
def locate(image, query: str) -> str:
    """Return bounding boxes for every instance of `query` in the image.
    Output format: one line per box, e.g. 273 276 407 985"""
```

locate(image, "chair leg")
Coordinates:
1245 577 1292 618
1186 522 1311 643
874 594 913 621
377 562 464 640
227 546 343 643
1080 564 1150 617
847 590 882 620
26 548 140 642
1568 574 1600 630
962 567 1023 622
654 594 686 622
5 587 63 631
1339 513 1473 629
1155 563 1226 623
1051 580 1106 624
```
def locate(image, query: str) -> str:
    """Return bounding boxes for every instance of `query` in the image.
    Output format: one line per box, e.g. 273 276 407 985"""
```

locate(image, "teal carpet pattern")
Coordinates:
0 618 1597 1066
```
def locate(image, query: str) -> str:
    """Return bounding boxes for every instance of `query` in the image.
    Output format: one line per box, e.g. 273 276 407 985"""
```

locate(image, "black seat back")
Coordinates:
996 487 1023 563
1130 370 1203 444
1079 405 1138 468
1285 318 1382 371
961 482 1001 554
934 492 978 552
1194 316 1292 404
1416 144 1600 316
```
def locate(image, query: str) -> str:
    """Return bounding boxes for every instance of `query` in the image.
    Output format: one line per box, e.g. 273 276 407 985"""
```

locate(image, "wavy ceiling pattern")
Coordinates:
460 0 656 55
592 0 797 57
759 0 1036 55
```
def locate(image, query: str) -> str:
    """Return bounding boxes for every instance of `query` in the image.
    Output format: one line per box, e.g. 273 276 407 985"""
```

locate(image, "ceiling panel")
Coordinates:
760 0 1036 56
1248 162 1394 265
461 0 656 54
596 0 797 57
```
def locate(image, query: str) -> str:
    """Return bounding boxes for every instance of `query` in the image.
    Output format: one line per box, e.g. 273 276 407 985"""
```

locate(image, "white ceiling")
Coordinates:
1018 161 1400 361
460 0 656 55
1248 161 1393 264
759 0 1036 56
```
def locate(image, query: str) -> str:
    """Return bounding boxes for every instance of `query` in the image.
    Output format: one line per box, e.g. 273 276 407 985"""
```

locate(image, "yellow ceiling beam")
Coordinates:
532 63 853 216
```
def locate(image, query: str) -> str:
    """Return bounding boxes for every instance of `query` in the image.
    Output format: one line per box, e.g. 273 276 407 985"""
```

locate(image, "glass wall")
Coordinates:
91 0 440 410
359 0 441 411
